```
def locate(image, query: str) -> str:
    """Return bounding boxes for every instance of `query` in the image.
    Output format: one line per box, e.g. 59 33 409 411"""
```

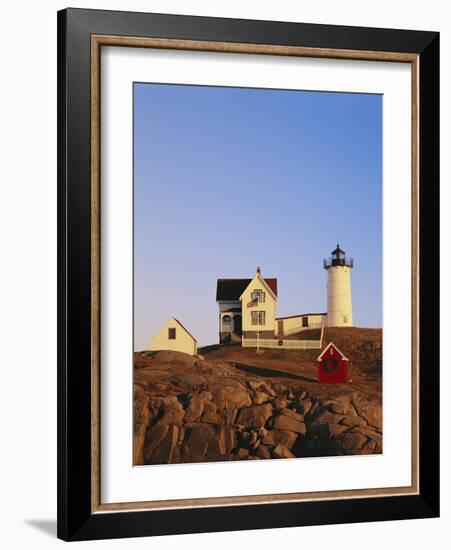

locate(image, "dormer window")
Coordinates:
251 289 265 303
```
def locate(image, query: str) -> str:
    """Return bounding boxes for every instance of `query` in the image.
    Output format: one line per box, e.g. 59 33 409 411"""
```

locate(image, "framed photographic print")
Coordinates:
57 8 439 541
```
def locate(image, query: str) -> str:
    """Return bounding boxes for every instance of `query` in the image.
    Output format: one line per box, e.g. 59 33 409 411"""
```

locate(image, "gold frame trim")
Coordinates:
90 35 420 514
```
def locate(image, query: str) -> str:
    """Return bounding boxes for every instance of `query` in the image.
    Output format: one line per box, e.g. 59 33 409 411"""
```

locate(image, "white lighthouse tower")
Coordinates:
324 244 354 327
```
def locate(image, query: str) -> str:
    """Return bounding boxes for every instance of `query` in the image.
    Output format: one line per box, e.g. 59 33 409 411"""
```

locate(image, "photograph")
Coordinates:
133 83 383 465
53 5 440 542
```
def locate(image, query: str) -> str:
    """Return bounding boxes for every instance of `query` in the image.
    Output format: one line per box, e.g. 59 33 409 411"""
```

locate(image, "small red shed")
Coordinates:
317 342 350 384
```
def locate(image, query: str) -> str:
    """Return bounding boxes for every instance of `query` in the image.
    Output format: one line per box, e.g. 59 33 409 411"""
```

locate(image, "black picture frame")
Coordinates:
57 8 439 541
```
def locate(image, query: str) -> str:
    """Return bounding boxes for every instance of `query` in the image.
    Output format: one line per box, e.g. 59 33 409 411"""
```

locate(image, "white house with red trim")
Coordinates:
150 318 198 355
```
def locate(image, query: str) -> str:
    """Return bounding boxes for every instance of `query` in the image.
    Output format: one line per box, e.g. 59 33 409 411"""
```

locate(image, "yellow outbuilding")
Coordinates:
150 318 198 356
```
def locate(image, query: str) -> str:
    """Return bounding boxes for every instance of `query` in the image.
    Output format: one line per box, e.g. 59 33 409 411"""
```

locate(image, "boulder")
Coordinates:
182 425 216 462
183 395 205 423
248 380 262 391
197 359 235 377
159 400 185 425
326 400 355 416
351 394 382 431
200 391 213 401
256 446 271 459
272 415 306 435
223 404 238 425
352 426 382 442
313 409 344 425
134 396 150 425
340 431 367 452
143 422 169 462
134 423 147 465
148 424 179 464
207 380 252 408
262 429 298 449
361 403 382 431
272 445 295 459
177 427 186 445
362 439 378 453
279 408 304 422
236 403 273 428
328 423 349 438
152 383 168 392
236 448 250 458
273 398 288 409
329 394 352 405
340 415 367 428
217 426 237 454
308 401 320 417
261 384 276 397
149 350 197 368
201 400 220 424
254 391 272 405
162 395 178 405
134 384 145 398
296 399 312 416
170 373 206 390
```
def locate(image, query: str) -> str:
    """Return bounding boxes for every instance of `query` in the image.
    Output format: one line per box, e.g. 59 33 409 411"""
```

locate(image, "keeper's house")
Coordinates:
150 318 198 356
216 267 326 345
216 268 278 344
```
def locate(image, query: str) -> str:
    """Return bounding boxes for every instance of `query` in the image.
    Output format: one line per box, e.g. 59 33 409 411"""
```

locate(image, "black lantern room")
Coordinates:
324 244 354 269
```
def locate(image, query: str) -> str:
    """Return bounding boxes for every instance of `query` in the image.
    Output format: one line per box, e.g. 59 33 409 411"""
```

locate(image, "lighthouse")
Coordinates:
323 244 354 327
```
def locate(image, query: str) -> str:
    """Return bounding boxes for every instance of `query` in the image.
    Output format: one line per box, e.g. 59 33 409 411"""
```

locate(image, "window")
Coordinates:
222 315 232 331
168 327 176 339
251 289 265 303
302 316 309 327
251 311 266 325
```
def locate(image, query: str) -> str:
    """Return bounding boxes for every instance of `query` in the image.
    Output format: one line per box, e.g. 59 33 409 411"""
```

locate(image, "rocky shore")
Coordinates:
134 328 382 465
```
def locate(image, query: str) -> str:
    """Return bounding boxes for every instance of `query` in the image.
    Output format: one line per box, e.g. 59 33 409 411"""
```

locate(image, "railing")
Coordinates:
242 338 322 350
323 257 354 268
280 322 323 336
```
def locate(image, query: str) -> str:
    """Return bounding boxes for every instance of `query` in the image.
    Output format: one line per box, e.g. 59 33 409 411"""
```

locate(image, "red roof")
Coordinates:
265 278 278 296
317 341 348 361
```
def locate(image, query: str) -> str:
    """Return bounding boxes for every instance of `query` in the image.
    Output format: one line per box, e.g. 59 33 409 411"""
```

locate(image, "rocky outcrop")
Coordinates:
134 347 382 465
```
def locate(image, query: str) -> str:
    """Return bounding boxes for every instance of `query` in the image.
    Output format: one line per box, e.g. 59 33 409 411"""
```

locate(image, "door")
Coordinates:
234 315 242 336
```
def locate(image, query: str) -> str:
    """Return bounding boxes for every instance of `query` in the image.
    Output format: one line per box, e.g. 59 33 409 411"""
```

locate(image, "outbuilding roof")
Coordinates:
317 341 349 361
216 278 278 301
173 318 197 342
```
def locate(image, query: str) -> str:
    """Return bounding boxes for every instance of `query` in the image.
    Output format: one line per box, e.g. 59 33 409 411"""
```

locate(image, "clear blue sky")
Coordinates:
134 83 382 350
